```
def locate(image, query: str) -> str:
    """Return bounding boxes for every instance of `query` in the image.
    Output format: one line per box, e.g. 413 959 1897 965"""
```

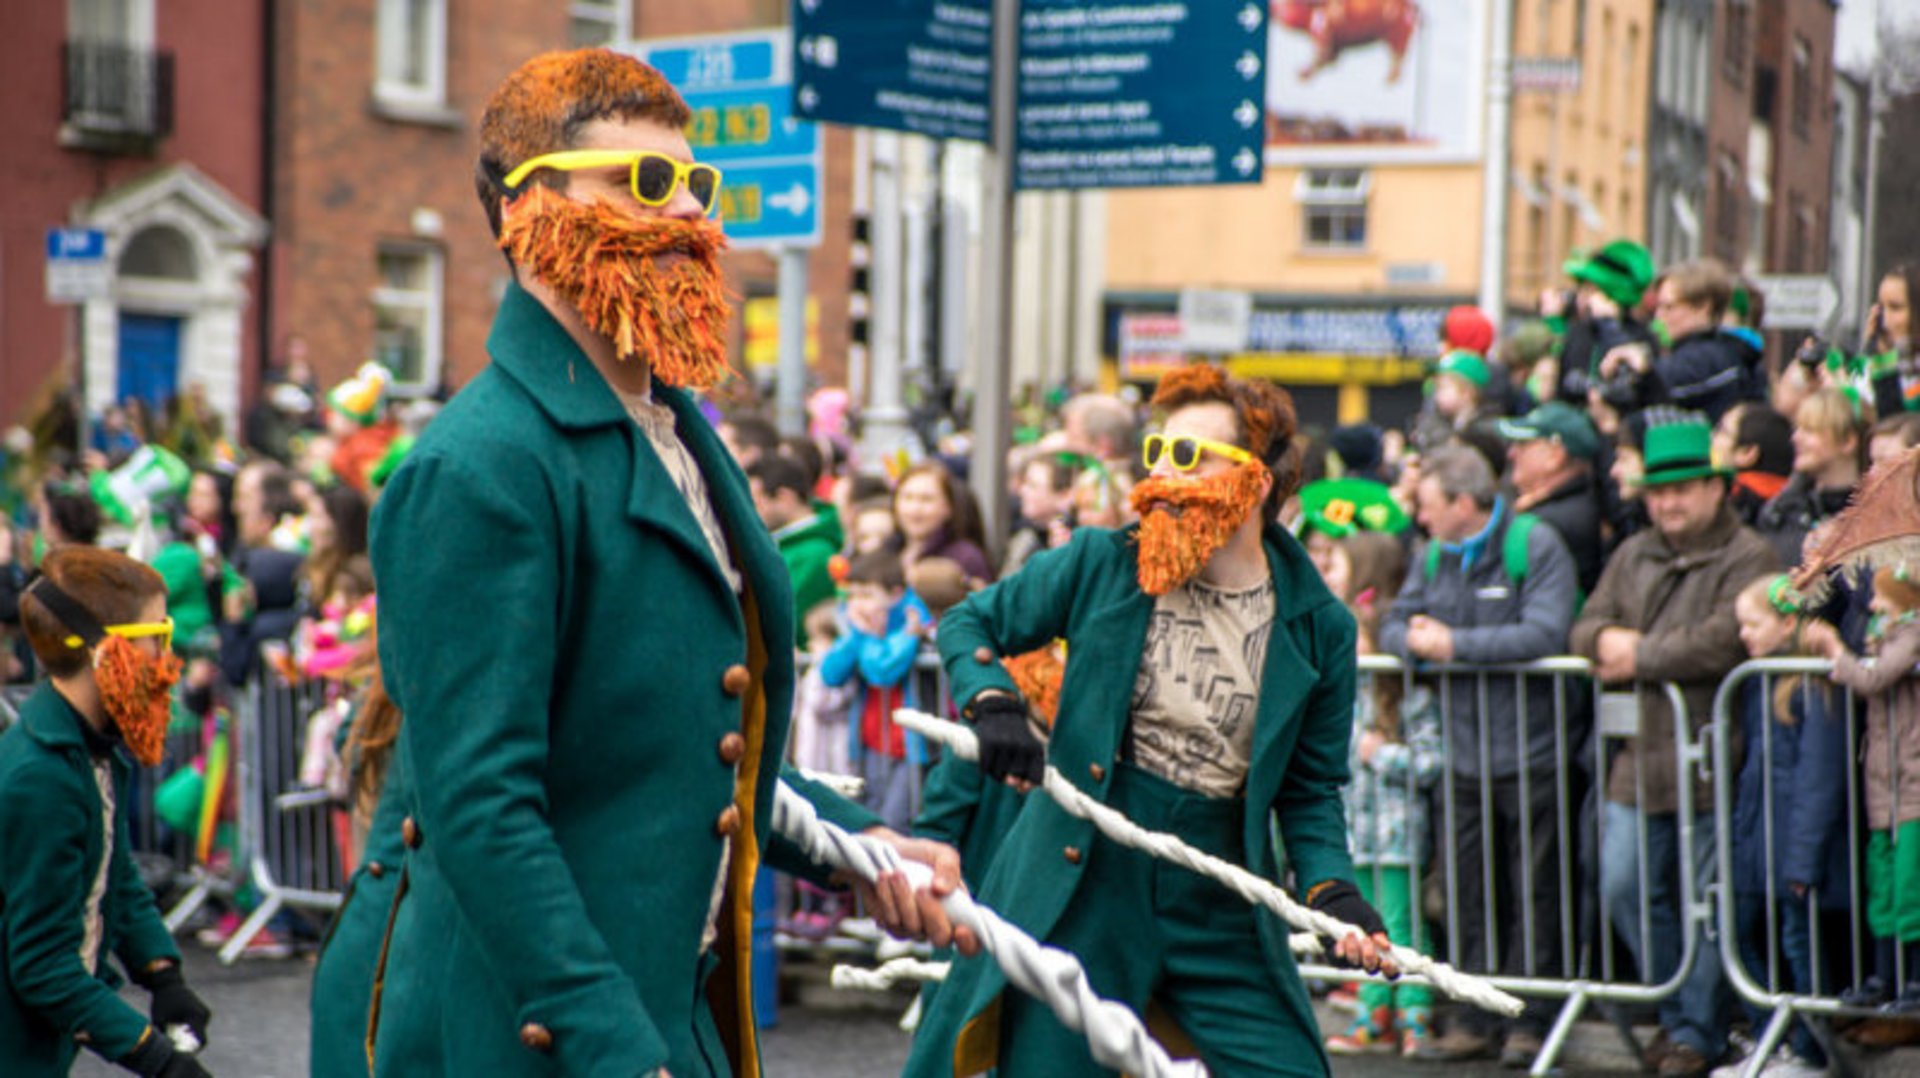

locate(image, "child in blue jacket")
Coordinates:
821 547 932 833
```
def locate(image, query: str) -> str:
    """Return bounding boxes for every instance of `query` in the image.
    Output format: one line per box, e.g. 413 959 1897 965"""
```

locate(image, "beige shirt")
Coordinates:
612 385 739 951
1128 577 1276 798
614 388 743 595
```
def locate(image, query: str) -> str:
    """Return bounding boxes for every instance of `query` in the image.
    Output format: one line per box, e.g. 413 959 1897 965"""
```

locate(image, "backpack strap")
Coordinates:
1503 513 1538 586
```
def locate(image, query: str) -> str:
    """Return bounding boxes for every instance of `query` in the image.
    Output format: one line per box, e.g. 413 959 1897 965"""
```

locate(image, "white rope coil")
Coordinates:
771 782 1206 1078
831 956 951 991
892 708 1525 1018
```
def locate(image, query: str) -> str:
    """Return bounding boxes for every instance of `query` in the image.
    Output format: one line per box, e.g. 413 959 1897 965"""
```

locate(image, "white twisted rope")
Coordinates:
770 783 1206 1078
797 767 866 799
892 708 1524 1018
831 956 951 990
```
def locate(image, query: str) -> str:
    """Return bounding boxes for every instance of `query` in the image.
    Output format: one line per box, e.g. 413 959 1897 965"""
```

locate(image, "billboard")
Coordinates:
1264 0 1487 162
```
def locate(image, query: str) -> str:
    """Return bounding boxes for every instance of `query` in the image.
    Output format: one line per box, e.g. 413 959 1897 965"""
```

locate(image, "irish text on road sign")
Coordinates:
46 227 111 305
793 0 994 142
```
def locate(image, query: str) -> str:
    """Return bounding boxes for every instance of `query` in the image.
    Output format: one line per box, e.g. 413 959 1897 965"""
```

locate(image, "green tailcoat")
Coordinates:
908 524 1358 1076
367 283 875 1078
0 685 179 1075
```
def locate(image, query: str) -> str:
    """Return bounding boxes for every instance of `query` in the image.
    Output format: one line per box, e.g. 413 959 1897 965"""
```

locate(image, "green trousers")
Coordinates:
1353 865 1431 1013
994 763 1324 1077
1866 821 1920 943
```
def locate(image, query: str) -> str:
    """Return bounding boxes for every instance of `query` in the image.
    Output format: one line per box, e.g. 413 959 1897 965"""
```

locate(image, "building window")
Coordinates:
1296 169 1369 251
375 0 446 107
1714 153 1741 260
1791 37 1811 137
372 246 443 391
570 0 629 47
1786 194 1806 271
1723 0 1748 85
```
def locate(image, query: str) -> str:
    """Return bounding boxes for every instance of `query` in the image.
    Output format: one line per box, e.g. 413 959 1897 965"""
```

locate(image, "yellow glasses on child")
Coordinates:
1142 434 1255 472
502 149 724 214
66 617 174 652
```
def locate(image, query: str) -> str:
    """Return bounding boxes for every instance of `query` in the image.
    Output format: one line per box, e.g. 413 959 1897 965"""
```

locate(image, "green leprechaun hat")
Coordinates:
327 362 394 427
1298 478 1411 538
1563 239 1656 310
1639 407 1732 487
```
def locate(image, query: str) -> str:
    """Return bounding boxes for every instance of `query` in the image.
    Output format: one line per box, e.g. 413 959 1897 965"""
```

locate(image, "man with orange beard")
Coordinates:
363 49 969 1078
906 365 1395 1077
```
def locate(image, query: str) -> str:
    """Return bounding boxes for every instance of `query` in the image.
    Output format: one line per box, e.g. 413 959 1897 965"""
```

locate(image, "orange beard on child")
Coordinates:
498 185 735 390
93 635 182 766
1128 461 1271 596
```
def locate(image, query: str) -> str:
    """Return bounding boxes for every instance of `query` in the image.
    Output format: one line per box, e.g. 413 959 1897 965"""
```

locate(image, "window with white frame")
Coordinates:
372 246 443 391
570 0 629 47
1296 169 1369 251
375 0 446 108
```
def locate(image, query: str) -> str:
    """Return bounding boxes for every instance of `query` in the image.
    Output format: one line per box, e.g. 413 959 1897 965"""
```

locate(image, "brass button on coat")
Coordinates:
519 1022 553 1051
714 804 742 837
721 664 751 696
366 861 386 879
717 732 746 764
1062 846 1082 865
401 816 421 849
1088 763 1106 782
973 646 995 665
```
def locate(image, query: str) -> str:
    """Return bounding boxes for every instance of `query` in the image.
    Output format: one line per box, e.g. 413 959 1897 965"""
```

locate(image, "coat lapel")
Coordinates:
1247 526 1327 808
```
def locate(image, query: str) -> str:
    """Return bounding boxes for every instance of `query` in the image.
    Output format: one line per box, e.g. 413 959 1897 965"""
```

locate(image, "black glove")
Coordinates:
1307 879 1390 960
118 1029 211 1078
142 964 211 1048
968 693 1046 785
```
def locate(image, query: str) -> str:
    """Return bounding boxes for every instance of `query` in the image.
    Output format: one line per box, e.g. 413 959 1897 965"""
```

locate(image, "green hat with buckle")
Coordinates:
1563 238 1655 309
1498 401 1602 460
1298 478 1411 538
1640 408 1731 487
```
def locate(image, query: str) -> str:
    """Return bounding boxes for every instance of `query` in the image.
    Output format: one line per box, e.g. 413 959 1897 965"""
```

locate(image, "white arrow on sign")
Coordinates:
798 85 820 111
1238 3 1261 31
1233 147 1258 176
800 0 821 12
769 183 814 217
1233 99 1258 128
1237 50 1261 80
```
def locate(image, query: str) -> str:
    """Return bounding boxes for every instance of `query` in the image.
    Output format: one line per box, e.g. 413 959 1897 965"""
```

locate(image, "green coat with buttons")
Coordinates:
906 523 1358 1076
0 685 181 1075
366 282 878 1078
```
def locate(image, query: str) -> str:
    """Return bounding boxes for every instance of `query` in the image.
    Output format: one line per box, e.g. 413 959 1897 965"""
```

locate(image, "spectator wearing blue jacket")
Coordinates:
1728 577 1852 1075
821 547 933 832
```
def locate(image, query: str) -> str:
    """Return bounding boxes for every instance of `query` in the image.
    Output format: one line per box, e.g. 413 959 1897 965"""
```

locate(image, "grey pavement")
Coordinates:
64 942 1920 1076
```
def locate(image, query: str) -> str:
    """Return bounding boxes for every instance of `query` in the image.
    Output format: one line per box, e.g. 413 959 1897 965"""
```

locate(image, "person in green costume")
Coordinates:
907 364 1396 1077
0 547 212 1077
360 48 972 1078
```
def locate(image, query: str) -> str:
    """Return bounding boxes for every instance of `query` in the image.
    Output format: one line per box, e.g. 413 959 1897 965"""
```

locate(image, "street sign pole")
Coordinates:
970 0 1020 553
1477 0 1515 321
776 245 809 437
865 131 912 469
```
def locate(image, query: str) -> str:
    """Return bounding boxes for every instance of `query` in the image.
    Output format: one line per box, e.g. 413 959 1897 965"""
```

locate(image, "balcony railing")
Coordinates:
62 39 175 145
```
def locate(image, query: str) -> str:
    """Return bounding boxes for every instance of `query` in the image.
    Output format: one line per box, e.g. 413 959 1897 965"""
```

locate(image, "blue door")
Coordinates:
117 312 182 408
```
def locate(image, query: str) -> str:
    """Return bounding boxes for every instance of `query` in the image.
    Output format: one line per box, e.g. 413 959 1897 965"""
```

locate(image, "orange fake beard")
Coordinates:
94 636 181 766
1128 461 1270 596
499 185 735 390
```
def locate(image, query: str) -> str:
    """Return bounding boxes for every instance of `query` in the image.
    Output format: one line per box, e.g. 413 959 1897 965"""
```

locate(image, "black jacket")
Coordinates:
1755 473 1855 567
1649 330 1764 422
1521 471 1606 594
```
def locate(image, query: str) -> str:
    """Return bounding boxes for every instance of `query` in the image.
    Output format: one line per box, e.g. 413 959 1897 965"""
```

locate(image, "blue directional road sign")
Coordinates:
792 0 993 142
45 227 110 304
1016 1 1268 190
625 29 823 249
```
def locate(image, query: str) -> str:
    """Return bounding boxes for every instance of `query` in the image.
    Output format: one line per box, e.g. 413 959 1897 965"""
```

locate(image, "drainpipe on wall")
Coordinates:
256 0 279 404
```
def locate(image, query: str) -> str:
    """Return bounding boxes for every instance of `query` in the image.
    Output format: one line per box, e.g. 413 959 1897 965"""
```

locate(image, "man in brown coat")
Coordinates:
1571 410 1780 1077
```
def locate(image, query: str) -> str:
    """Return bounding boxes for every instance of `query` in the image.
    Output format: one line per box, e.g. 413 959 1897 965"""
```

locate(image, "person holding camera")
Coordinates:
1543 239 1659 407
1592 259 1762 425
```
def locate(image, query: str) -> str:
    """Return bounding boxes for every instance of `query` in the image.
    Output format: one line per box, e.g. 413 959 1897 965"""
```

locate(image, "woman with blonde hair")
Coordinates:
1756 388 1866 564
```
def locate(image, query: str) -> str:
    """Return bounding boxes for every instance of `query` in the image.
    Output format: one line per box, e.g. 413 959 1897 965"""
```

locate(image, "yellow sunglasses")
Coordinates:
67 617 174 653
1142 433 1255 472
502 149 723 214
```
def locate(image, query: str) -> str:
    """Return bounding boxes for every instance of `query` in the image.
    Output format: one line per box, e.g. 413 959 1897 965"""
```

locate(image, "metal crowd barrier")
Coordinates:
1294 655 1707 1077
1710 657 1890 1075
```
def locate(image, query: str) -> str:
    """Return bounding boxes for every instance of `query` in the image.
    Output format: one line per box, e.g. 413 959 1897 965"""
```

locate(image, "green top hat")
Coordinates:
1563 239 1655 309
1298 478 1411 538
1498 400 1602 459
1640 408 1731 487
1436 350 1491 388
